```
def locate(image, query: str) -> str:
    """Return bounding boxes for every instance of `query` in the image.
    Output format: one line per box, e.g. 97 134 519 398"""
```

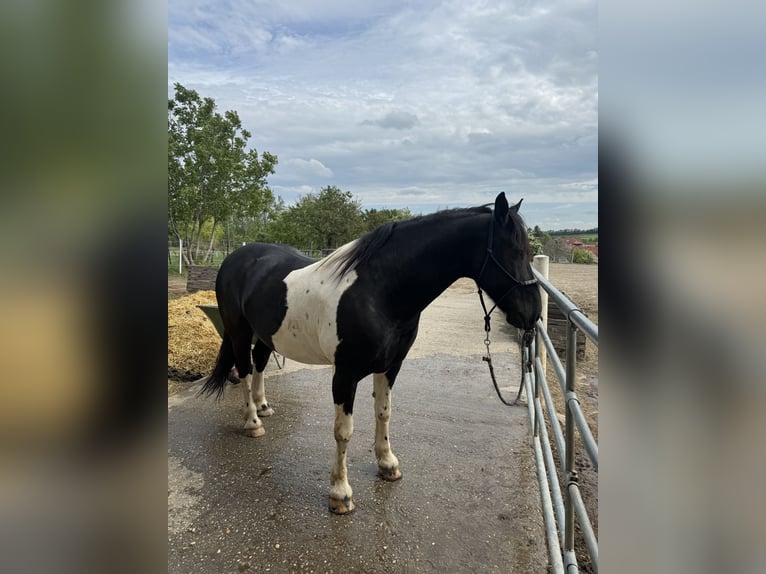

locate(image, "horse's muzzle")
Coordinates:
506 312 538 332
522 328 536 346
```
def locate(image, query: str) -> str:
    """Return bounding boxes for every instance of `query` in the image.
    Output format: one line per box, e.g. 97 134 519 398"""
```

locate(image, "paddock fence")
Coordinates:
167 240 239 274
524 255 599 573
168 240 336 274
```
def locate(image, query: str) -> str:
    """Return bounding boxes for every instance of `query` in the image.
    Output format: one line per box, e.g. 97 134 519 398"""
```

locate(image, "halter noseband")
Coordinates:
476 209 538 406
476 210 538 320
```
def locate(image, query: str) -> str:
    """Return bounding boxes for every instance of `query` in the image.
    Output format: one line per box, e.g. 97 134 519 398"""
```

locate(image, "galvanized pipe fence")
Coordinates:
167 240 338 273
523 255 598 573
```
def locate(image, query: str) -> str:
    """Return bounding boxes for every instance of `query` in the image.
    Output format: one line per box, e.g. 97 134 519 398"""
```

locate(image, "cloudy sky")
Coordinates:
168 0 597 230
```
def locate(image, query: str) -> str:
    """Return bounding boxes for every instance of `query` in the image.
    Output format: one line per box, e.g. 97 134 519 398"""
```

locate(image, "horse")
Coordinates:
200 192 542 514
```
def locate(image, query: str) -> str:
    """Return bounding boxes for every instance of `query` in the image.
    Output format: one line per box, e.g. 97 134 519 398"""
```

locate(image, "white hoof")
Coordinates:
258 404 275 417
244 426 265 438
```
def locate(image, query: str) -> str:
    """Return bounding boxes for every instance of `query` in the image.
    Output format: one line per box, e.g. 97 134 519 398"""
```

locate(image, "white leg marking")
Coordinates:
242 373 264 436
242 372 256 421
329 405 354 502
373 374 400 473
252 370 274 417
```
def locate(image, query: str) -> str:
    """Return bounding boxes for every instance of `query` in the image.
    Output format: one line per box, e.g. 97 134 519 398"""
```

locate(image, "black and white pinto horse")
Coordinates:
201 192 541 514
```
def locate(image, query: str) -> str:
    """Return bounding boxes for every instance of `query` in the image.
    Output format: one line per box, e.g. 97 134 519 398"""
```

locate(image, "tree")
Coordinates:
527 228 570 262
269 186 364 250
362 208 412 232
168 83 277 264
527 228 544 256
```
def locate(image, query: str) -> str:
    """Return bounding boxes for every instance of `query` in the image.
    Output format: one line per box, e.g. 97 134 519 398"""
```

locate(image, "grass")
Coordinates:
554 233 598 244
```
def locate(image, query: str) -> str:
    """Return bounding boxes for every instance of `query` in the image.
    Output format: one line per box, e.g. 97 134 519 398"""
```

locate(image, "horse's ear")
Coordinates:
510 198 523 214
494 192 509 224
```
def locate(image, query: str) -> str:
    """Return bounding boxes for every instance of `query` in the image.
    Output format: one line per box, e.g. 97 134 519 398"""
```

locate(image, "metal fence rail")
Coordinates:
523 256 598 573
168 240 337 274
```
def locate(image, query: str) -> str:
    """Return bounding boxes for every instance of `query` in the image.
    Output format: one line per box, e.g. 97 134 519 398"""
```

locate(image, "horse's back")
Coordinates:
217 243 312 291
216 243 314 343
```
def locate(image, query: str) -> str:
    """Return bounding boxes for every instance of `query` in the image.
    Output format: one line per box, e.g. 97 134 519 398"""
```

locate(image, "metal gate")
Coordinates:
524 256 599 573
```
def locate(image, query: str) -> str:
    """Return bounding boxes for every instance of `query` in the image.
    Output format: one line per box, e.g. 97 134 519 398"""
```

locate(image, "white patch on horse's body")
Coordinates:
272 242 358 365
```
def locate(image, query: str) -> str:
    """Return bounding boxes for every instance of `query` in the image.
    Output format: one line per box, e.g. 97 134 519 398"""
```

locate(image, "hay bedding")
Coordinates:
168 290 222 381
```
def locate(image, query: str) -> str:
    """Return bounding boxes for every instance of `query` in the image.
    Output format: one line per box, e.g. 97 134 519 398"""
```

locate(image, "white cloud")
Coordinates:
281 158 334 181
169 0 597 229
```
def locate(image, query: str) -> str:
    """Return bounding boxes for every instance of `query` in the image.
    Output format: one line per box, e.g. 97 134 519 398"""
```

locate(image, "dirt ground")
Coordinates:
544 263 599 425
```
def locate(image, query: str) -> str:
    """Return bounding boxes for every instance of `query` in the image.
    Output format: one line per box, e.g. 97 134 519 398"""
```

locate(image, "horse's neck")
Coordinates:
383 214 485 319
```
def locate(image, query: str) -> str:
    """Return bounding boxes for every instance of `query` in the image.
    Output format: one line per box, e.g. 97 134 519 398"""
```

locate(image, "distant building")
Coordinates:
561 237 598 262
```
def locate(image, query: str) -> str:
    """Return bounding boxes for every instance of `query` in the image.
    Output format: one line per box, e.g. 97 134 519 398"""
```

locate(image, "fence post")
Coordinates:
533 255 549 371
179 238 183 275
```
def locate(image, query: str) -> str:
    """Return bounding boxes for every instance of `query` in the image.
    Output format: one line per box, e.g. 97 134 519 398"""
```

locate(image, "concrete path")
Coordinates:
168 352 547 573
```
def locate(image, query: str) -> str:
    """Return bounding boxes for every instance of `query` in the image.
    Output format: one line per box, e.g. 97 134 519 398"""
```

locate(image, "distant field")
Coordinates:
551 233 598 244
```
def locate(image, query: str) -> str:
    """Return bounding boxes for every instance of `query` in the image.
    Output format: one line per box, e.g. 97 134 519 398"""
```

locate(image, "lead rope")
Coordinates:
272 352 286 369
478 287 535 406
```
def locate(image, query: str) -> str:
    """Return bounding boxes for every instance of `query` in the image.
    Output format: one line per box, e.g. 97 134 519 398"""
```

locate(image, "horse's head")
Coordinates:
476 192 542 331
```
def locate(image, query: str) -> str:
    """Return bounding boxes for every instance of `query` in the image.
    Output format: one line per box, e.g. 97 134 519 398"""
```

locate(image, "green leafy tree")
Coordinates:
527 228 544 256
168 83 277 264
265 202 306 246
269 186 364 249
362 208 412 232
224 197 287 249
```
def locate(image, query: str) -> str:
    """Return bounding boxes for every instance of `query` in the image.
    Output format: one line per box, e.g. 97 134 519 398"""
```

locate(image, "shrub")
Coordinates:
571 248 595 264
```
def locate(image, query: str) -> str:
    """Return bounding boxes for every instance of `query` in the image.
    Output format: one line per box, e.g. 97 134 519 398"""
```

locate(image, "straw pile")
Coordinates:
168 290 221 381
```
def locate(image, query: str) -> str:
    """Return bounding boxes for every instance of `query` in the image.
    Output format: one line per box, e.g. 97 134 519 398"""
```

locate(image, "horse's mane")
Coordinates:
333 205 493 278
509 209 533 260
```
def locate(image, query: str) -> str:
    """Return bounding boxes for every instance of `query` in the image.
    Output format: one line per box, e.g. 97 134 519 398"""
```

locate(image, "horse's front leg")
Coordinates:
329 372 358 514
373 372 402 481
329 404 355 513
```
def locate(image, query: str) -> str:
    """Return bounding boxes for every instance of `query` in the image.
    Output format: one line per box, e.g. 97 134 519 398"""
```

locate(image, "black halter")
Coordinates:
475 210 538 406
475 210 538 322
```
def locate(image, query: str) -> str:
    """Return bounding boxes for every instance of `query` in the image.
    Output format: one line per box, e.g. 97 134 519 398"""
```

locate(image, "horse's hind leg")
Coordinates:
240 371 264 438
373 369 402 481
229 329 264 438
250 340 274 418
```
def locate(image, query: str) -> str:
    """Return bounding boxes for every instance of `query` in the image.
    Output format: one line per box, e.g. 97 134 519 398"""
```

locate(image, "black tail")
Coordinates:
198 332 236 399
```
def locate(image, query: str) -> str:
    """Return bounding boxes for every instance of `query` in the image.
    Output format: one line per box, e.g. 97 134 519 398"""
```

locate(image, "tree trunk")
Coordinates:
192 219 203 264
202 220 219 264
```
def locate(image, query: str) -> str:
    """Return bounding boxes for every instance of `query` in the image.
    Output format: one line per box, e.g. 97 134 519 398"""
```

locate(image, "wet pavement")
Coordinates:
168 352 547 573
